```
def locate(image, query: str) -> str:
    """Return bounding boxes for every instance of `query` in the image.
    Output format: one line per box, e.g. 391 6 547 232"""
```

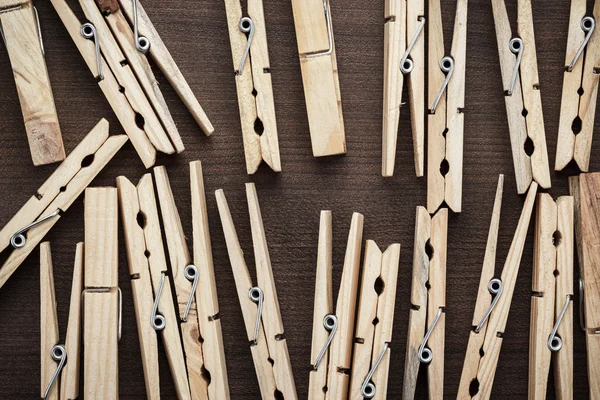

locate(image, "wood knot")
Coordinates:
95 0 120 13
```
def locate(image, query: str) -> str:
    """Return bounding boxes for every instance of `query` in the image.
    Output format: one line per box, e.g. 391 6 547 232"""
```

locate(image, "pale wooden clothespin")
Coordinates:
556 0 600 172
290 0 345 157
216 183 297 400
382 0 425 177
569 173 600 399
491 0 551 194
457 179 538 399
0 119 127 290
529 193 574 399
403 207 447 399
0 0 65 166
82 187 120 399
154 163 230 399
427 0 467 213
40 242 83 400
224 0 281 174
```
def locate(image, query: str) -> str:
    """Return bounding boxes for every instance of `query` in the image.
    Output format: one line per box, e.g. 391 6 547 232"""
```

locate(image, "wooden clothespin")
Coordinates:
308 211 364 399
403 207 447 399
556 0 600 171
49 0 179 168
529 193 574 399
224 0 281 174
426 0 467 213
0 0 65 166
82 187 120 399
569 173 600 398
290 0 345 157
154 162 230 399
382 0 424 177
457 179 538 399
349 240 400 399
491 0 551 194
0 119 127 289
40 242 83 400
216 183 297 399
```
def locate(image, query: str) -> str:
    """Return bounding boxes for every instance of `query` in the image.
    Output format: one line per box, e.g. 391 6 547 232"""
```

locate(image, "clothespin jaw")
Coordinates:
83 187 120 399
0 0 65 166
529 194 574 399
216 184 298 400
291 0 346 157
556 0 600 172
224 0 281 174
403 206 447 399
0 119 127 290
491 0 551 194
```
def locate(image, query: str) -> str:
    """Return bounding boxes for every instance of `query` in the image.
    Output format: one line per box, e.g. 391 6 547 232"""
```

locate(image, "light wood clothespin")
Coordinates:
154 163 230 399
0 119 127 289
529 193 573 399
457 179 538 399
83 187 120 399
216 183 297 400
491 0 550 194
402 207 447 399
426 0 467 213
291 0 345 157
40 242 83 400
382 0 425 177
556 0 600 172
224 0 281 174
308 211 364 399
0 0 65 166
569 173 600 398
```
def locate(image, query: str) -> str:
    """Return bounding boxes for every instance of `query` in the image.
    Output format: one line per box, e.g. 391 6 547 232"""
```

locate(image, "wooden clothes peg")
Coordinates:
529 194 574 399
556 0 600 172
291 0 345 157
308 211 364 400
403 207 447 399
427 0 467 213
382 0 425 177
570 173 600 399
154 162 230 400
216 183 297 400
83 187 120 399
40 242 83 400
0 0 65 166
224 0 281 174
491 0 550 194
457 180 538 400
0 119 127 290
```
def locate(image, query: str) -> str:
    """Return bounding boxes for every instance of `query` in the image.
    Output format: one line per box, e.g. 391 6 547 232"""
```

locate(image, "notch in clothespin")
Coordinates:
216 183 297 400
569 173 600 398
224 0 281 174
529 193 574 399
154 162 230 399
457 179 538 400
349 240 400 400
556 0 600 172
82 187 120 399
491 0 550 194
0 119 127 290
291 0 345 157
382 0 425 177
0 0 65 166
308 211 364 399
426 0 467 213
40 242 83 400
402 206 447 399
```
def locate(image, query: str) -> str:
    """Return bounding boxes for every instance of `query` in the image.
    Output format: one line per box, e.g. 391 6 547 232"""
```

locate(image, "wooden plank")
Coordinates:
40 242 59 400
407 0 425 177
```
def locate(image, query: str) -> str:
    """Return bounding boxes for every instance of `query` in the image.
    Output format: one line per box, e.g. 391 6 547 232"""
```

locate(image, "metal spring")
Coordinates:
151 272 166 330
249 287 264 344
311 314 338 370
568 17 595 72
474 278 503 333
507 38 523 96
430 56 454 114
238 17 255 73
81 23 104 80
360 342 390 399
418 307 443 363
10 209 60 249
548 295 571 352
133 0 150 53
305 0 333 58
400 17 426 74
182 265 199 322
43 344 67 399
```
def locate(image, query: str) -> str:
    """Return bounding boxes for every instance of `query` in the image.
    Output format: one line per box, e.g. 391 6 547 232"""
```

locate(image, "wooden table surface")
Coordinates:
0 0 596 398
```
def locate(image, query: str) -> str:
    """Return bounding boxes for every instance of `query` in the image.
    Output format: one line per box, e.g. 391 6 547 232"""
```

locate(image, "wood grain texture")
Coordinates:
0 0 596 399
40 242 59 400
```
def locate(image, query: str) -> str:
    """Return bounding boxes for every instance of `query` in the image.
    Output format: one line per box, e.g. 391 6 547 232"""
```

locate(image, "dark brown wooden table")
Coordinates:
0 0 595 398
